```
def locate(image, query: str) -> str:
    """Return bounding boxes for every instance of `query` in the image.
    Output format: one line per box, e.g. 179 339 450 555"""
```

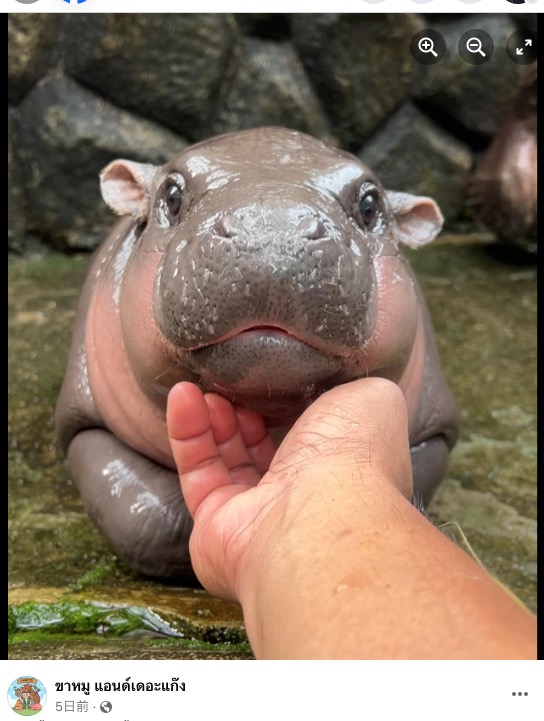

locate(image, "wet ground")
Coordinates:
8 237 536 659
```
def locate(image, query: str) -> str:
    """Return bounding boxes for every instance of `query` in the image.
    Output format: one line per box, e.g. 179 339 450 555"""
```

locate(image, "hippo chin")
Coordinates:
193 328 345 417
56 126 460 579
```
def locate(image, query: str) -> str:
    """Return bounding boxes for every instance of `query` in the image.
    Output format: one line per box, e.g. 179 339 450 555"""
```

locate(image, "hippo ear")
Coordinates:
386 191 444 249
100 160 159 222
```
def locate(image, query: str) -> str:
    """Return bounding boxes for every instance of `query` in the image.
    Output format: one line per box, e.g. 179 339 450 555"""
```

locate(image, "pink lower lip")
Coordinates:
187 325 295 352
234 326 302 341
238 325 289 333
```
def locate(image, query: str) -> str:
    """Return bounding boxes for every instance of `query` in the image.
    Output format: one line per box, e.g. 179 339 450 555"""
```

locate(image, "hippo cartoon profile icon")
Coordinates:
8 677 46 715
56 127 460 579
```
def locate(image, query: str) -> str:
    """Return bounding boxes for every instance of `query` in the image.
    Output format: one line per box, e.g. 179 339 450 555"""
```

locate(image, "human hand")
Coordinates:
166 378 413 603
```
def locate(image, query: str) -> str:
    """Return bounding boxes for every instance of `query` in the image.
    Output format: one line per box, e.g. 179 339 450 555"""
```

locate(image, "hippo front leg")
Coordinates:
67 429 194 578
410 434 452 508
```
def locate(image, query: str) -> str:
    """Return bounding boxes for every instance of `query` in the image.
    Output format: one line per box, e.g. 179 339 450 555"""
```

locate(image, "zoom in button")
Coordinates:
410 30 446 65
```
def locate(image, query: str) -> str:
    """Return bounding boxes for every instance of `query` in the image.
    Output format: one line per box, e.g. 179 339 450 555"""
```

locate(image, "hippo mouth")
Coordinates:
187 324 348 417
189 323 349 355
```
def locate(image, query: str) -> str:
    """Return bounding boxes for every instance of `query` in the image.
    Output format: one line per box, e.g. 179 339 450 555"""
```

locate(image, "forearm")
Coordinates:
238 462 536 660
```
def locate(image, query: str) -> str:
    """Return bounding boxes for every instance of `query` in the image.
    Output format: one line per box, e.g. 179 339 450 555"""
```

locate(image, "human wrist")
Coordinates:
235 458 408 655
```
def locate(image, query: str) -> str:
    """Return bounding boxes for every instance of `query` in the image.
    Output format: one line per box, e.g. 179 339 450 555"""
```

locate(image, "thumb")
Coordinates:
269 377 413 498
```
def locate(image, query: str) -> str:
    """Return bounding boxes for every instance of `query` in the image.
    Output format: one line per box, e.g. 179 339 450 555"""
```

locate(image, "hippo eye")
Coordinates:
155 173 186 227
165 182 182 218
359 191 379 229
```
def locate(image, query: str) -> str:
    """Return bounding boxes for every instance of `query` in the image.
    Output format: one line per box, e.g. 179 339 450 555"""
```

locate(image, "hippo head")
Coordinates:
100 127 443 419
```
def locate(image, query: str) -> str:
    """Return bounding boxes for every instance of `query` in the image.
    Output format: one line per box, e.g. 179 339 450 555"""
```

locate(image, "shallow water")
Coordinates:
8 238 536 658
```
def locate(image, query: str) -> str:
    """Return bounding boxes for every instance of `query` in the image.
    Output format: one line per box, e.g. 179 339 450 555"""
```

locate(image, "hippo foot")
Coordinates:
67 429 194 579
410 434 451 508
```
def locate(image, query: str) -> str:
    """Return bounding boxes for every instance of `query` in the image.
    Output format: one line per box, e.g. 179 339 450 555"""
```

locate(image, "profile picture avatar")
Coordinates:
8 677 46 716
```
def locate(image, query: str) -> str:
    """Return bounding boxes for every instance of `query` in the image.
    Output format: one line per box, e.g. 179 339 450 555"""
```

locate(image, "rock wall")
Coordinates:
8 12 535 253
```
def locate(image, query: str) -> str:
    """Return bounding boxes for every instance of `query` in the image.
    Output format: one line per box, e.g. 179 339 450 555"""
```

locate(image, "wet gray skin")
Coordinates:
56 127 460 578
470 66 537 251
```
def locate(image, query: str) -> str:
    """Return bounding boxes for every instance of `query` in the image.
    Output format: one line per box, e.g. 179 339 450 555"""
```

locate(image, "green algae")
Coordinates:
8 598 251 659
10 600 184 637
69 558 120 592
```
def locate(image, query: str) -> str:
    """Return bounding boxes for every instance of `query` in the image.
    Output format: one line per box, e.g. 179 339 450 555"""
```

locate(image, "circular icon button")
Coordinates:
410 30 447 65
14 0 41 4
458 30 494 65
506 30 537 65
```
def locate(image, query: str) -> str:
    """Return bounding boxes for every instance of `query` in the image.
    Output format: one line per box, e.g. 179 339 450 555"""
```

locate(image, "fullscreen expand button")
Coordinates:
506 30 537 65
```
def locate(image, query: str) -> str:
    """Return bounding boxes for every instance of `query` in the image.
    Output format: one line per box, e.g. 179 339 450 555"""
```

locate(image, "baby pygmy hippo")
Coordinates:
56 127 460 578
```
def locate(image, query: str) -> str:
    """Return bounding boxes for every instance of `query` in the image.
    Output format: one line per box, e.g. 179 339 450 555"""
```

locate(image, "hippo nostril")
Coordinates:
297 216 327 241
212 214 243 239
